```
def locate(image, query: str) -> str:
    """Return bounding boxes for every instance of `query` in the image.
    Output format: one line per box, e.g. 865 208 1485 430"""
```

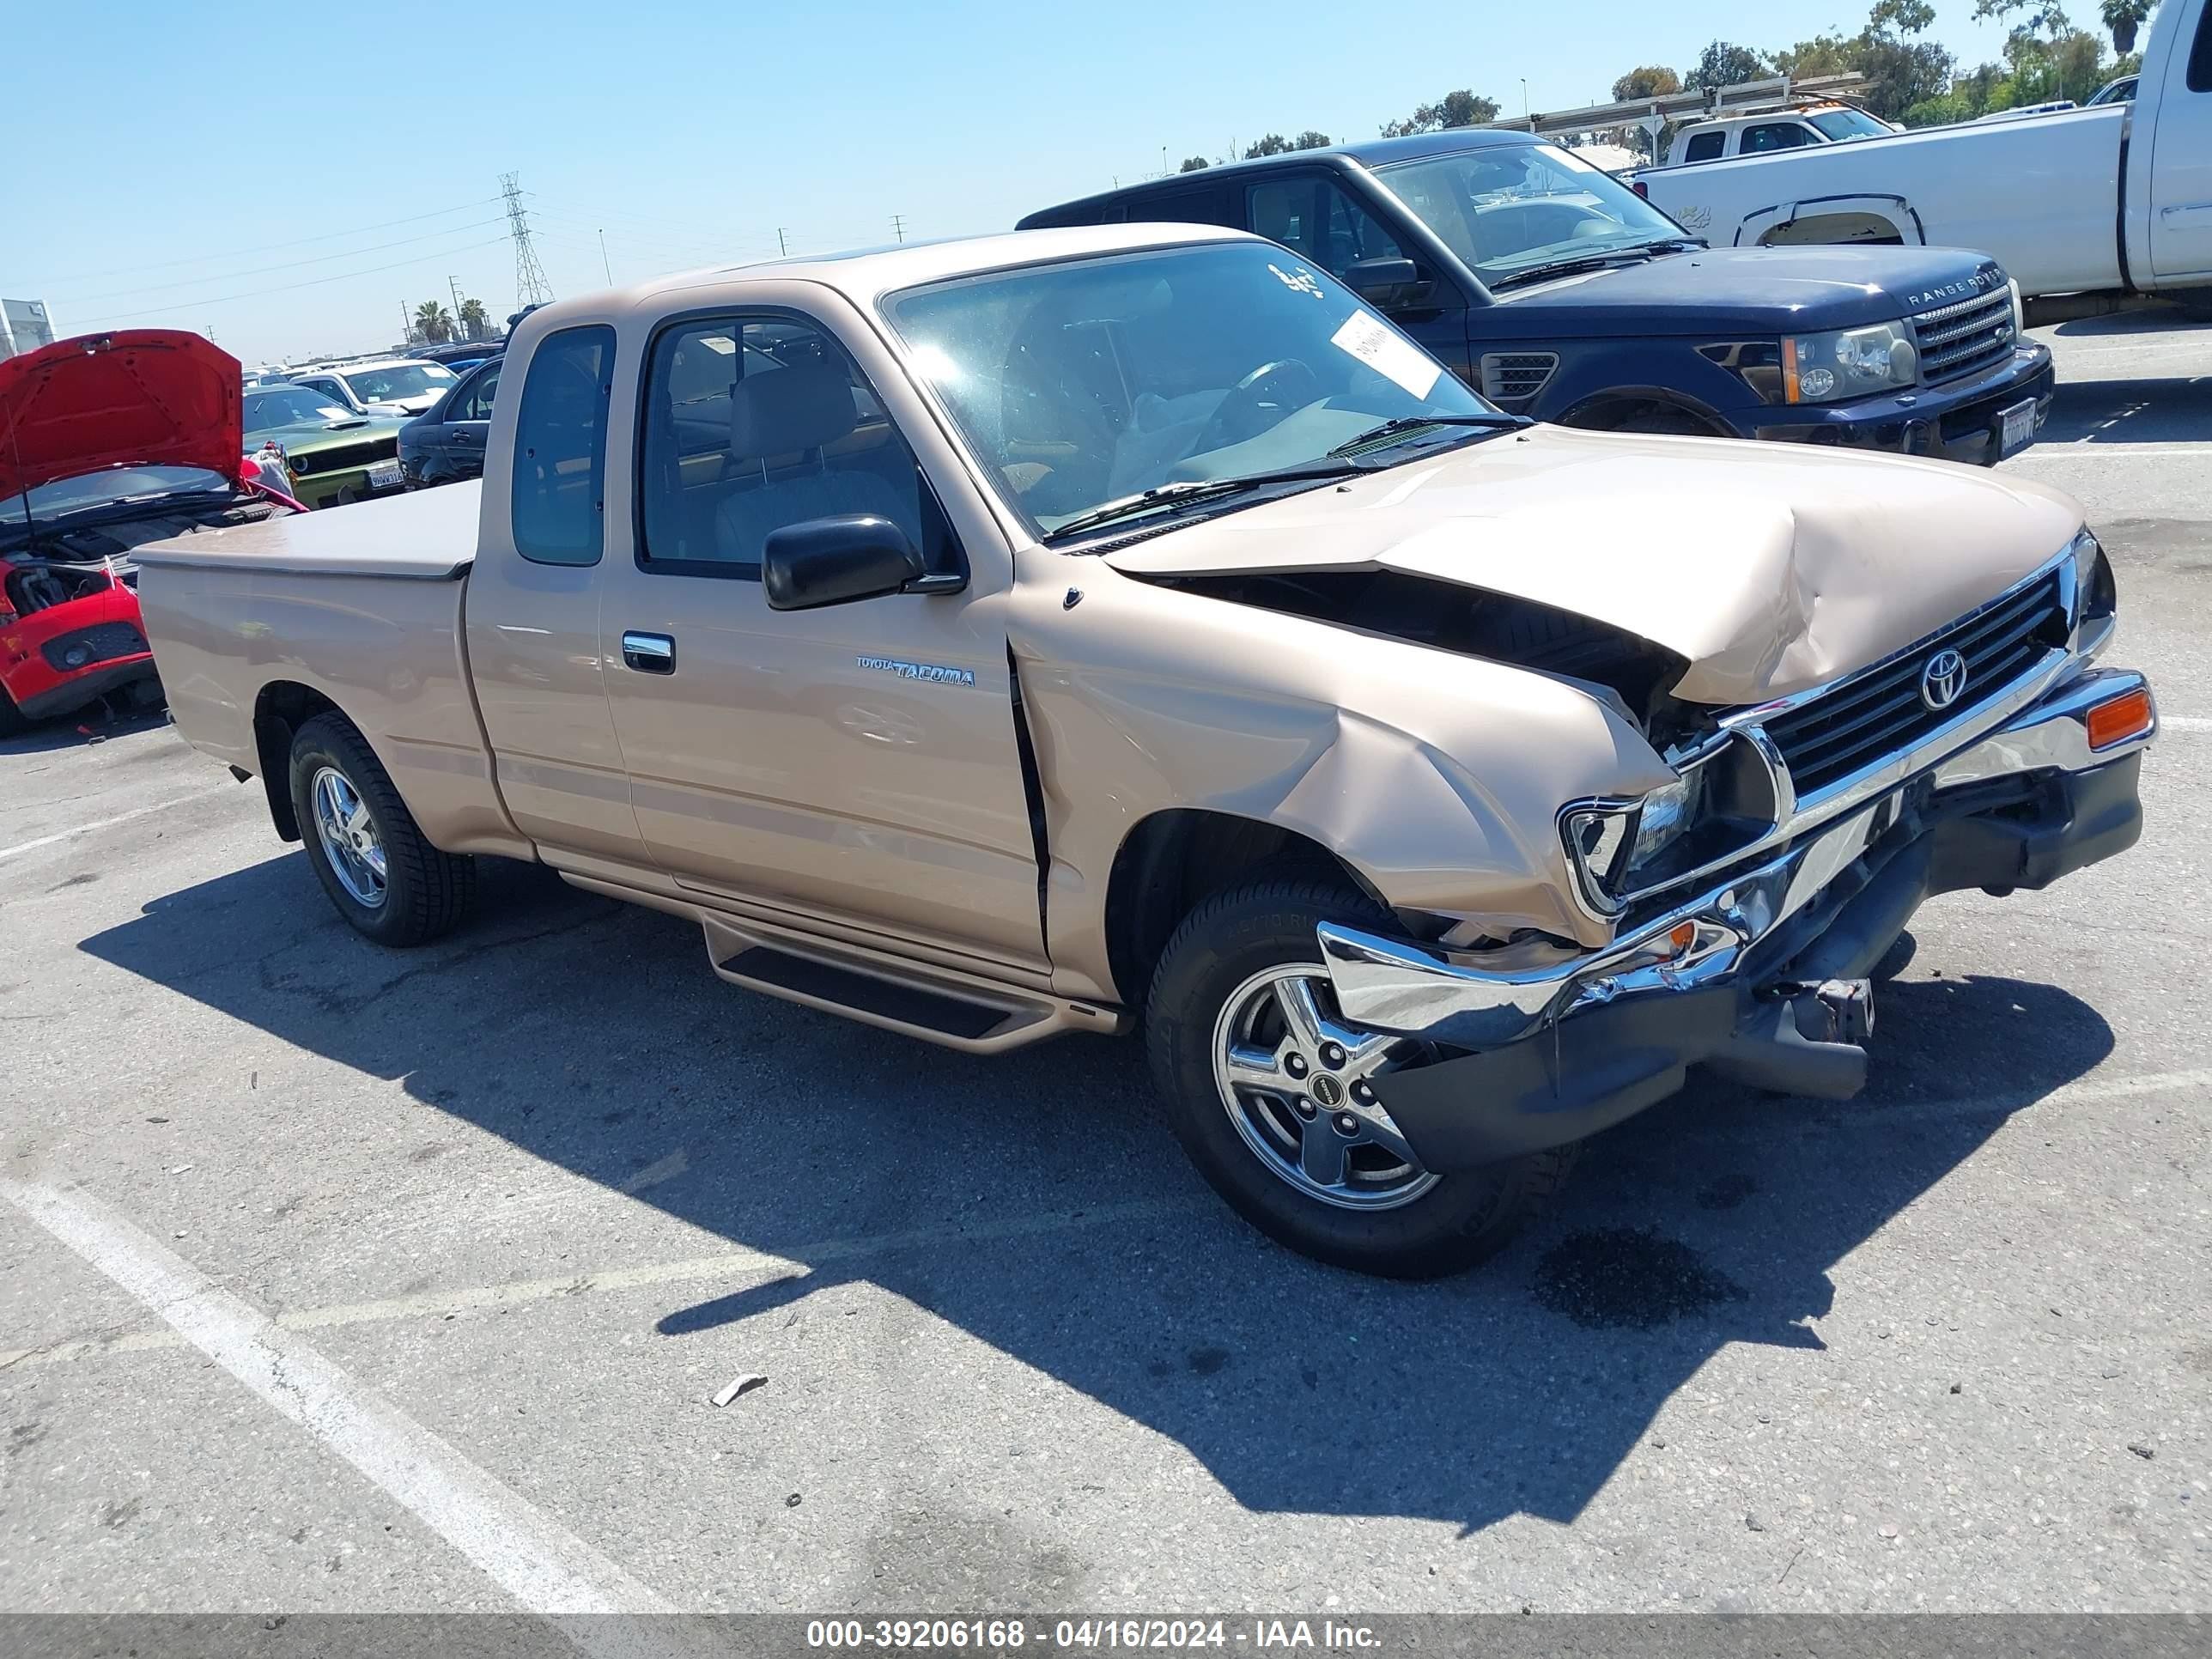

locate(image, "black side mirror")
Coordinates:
763 514 927 611
1343 256 1423 307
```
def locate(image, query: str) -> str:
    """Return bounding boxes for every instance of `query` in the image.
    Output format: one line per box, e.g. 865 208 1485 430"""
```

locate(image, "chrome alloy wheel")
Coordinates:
1211 964 1439 1211
310 764 388 908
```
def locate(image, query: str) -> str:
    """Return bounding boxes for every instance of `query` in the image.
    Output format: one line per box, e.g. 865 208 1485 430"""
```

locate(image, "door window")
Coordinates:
451 362 502 422
1683 130 1725 161
1244 177 1405 280
510 325 614 567
1741 122 1816 153
635 313 950 580
2191 0 2212 91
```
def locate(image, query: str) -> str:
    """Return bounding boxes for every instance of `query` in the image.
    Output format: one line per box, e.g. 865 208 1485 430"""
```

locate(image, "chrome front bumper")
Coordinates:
1320 665 2155 1049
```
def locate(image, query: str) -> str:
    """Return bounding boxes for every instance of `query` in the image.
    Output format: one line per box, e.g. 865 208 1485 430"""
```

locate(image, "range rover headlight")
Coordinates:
1784 320 1917 403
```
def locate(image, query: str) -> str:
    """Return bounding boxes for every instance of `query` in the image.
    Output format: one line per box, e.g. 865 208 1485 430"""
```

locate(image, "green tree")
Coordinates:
457 297 489 341
412 301 453 344
1773 1 1954 122
1243 133 1292 157
1290 129 1334 150
1611 65 1682 100
2100 0 2152 52
1378 88 1500 137
1685 40 1773 88
1178 155 1210 172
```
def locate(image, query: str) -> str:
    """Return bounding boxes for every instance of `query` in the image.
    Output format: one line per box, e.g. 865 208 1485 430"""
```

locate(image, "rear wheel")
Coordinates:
288 713 475 945
1146 878 1577 1278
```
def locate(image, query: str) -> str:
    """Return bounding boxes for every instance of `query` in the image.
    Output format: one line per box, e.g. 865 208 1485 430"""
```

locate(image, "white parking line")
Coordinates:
1 1175 684 1647
0 786 229 862
2017 443 2209 458
2161 715 2212 732
0 1196 1185 1371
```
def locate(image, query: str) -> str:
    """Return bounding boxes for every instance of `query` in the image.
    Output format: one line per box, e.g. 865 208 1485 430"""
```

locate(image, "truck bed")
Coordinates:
133 480 528 861
131 479 482 579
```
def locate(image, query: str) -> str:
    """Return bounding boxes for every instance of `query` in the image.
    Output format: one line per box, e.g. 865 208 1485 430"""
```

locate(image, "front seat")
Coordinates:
714 362 912 564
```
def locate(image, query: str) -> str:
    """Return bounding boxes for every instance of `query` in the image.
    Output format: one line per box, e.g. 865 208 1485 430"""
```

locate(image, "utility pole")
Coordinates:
1521 78 1530 121
890 214 905 244
400 300 412 344
447 273 464 339
776 228 788 258
501 170 554 310
598 229 613 285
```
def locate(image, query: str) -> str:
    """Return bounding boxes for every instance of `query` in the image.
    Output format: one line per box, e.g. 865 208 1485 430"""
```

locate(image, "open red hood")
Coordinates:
0 330 244 500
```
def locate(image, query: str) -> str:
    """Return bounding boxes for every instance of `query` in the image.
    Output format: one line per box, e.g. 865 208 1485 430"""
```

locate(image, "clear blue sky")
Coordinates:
9 0 2021 363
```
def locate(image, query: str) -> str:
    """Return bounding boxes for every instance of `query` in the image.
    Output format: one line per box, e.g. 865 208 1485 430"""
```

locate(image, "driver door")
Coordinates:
599 305 1048 971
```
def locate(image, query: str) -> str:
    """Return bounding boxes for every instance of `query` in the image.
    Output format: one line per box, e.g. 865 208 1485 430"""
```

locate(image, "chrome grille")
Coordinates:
1478 351 1559 404
1761 569 2069 798
1910 289 2015 386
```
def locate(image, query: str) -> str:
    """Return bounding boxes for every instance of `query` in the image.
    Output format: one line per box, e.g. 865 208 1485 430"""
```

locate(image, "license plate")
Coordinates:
367 459 403 488
1996 398 2038 458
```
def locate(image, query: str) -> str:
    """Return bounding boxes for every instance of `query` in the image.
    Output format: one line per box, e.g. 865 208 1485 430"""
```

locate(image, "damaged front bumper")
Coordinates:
1322 666 2155 1170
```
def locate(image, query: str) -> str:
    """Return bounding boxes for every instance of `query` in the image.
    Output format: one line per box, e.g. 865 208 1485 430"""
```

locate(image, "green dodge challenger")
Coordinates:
240 385 409 509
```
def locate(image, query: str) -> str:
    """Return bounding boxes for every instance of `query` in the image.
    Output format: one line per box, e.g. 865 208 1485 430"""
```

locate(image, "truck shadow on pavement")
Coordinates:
82 852 2115 1536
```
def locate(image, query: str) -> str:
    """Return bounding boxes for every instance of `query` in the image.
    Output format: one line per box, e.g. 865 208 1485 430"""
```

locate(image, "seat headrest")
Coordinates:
729 363 858 459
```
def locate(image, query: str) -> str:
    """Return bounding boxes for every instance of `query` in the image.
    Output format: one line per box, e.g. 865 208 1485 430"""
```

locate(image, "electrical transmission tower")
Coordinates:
501 172 553 309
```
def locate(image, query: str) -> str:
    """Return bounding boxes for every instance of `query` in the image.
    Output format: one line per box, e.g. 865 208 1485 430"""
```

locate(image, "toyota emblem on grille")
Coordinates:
1921 648 1969 711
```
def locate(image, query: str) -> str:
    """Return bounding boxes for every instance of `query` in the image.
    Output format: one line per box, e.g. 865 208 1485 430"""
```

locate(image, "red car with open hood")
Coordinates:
0 329 301 734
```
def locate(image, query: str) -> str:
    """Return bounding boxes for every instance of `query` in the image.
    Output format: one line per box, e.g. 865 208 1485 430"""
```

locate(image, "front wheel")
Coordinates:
1146 878 1576 1278
288 713 475 946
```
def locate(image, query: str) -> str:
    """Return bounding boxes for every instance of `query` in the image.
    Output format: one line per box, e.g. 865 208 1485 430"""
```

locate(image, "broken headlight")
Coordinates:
1560 736 1784 915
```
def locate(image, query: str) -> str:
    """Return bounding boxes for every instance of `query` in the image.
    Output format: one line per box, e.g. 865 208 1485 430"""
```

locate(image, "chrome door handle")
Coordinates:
621 631 675 673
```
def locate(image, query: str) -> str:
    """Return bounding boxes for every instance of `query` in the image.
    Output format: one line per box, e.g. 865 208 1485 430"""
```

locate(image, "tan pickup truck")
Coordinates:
137 223 2156 1277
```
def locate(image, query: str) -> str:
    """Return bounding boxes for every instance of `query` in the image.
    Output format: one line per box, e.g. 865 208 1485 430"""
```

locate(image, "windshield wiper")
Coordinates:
1042 460 1361 543
1328 413 1530 457
1487 240 1703 290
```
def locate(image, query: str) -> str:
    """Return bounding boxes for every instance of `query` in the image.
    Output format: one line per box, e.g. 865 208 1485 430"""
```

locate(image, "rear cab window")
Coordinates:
1683 130 1725 161
511 325 615 566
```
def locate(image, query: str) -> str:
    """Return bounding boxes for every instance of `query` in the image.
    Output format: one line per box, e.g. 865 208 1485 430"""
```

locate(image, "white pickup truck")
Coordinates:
1636 0 2212 307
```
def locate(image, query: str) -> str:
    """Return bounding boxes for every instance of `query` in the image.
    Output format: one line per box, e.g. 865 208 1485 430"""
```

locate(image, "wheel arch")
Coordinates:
1102 807 1382 1007
1554 385 1736 436
251 679 345 842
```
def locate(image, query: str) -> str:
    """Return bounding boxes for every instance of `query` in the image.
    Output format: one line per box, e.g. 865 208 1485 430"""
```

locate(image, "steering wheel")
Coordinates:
1193 358 1322 455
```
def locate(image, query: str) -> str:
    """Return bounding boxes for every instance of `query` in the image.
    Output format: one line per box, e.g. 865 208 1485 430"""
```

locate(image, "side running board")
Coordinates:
701 917 1124 1054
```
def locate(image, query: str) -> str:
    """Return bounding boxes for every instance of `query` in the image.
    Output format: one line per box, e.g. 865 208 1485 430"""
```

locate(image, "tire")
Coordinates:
287 712 475 946
1146 878 1577 1279
0 684 28 738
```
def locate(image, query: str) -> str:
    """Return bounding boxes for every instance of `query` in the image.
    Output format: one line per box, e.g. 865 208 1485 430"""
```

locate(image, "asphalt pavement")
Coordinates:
3 311 2208 1621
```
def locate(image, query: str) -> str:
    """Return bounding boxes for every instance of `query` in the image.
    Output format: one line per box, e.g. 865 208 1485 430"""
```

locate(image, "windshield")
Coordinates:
245 387 356 428
1376 143 1687 280
24 465 232 520
1807 108 1891 141
340 363 455 401
881 241 1502 538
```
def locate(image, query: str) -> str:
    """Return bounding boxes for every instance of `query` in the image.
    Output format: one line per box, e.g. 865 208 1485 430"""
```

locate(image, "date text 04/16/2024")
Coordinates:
804 1619 1384 1650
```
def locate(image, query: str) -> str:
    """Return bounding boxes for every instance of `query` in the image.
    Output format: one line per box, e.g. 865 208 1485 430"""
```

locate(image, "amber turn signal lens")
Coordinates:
1668 921 1697 953
2085 688 2153 750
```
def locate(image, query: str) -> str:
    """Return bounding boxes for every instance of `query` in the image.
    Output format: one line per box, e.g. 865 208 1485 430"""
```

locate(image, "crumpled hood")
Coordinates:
1101 424 2086 705
0 330 244 498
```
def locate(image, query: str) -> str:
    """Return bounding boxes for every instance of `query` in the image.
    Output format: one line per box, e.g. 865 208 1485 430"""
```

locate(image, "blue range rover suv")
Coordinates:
1020 130 2055 464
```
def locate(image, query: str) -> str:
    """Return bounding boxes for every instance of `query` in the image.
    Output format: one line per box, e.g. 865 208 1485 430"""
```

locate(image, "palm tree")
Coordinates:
413 301 453 343
456 297 489 342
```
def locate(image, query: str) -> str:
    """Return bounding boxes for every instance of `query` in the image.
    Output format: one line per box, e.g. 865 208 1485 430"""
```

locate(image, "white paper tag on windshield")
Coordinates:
1329 310 1441 400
